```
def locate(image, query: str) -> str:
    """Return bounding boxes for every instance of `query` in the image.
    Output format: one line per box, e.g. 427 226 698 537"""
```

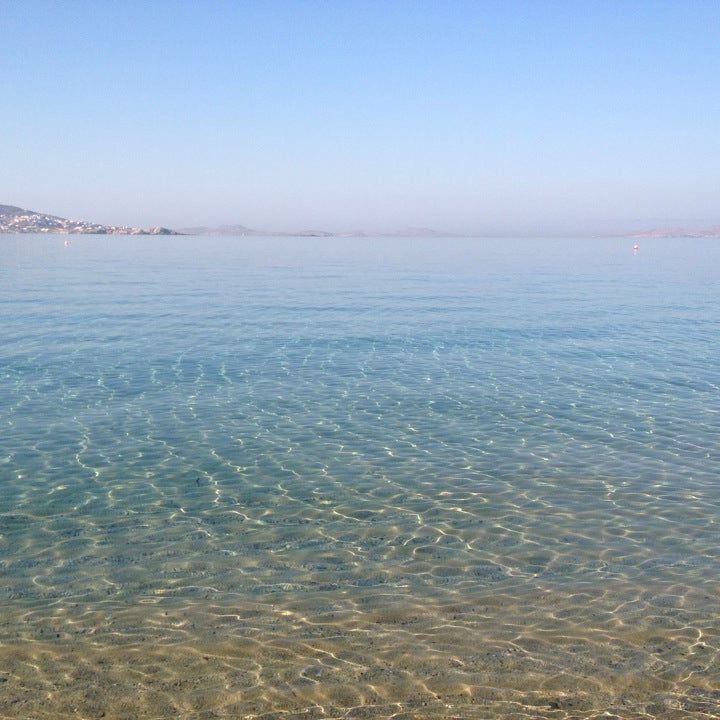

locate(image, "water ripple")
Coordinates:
1 235 719 718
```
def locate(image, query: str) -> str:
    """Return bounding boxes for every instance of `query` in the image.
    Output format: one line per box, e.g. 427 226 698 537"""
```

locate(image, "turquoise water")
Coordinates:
1 234 719 719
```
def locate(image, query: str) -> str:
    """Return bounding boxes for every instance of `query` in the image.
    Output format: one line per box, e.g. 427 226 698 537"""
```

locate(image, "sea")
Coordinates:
1 234 718 719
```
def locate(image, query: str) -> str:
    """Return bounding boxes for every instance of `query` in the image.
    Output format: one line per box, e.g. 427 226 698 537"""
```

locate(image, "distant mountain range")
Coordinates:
177 224 453 238
0 205 454 238
627 225 720 239
5 204 719 240
178 224 334 237
0 204 178 235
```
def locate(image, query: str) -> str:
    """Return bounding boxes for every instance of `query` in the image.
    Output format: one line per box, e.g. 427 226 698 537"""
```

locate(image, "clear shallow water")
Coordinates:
1 234 719 719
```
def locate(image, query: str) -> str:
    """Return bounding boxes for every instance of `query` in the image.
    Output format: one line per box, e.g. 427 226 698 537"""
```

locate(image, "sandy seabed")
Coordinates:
2 581 718 720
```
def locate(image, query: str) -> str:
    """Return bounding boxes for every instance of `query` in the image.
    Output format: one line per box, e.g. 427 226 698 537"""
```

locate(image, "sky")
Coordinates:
2 0 719 235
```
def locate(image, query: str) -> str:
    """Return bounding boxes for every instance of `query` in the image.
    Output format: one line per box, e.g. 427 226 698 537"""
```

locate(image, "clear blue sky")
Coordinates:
2 0 719 234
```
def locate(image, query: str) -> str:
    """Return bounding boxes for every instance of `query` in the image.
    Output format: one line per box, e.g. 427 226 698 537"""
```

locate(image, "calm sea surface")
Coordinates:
1 235 719 719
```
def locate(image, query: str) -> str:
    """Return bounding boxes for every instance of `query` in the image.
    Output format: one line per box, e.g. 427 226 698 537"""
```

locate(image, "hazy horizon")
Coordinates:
3 1 719 235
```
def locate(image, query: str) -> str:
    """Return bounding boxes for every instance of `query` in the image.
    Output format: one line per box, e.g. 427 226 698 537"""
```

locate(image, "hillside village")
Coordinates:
0 204 178 235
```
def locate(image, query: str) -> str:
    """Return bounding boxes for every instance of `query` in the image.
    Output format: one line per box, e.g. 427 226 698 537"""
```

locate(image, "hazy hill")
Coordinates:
0 204 26 216
628 226 720 238
178 224 335 237
179 224 452 237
